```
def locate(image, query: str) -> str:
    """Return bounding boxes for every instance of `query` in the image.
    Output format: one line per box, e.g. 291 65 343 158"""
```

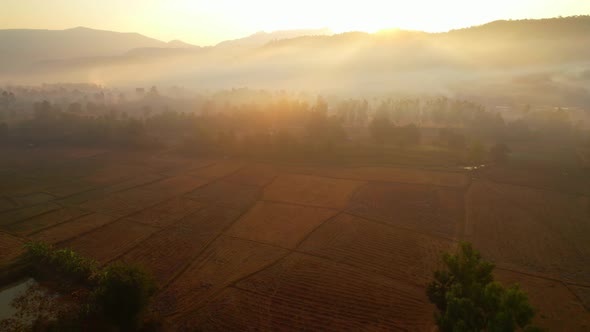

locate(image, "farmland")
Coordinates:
1 146 590 331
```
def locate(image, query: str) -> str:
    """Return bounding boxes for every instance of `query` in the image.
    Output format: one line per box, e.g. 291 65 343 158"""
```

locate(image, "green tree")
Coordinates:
468 140 486 165
489 143 511 164
369 116 393 146
94 263 157 330
427 242 542 332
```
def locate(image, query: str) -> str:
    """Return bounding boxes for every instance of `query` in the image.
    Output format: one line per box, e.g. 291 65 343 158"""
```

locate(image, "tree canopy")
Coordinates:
427 242 543 332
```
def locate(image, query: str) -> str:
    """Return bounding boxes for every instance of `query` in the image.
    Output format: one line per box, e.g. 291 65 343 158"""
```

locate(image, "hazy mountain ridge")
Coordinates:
215 28 333 49
2 17 590 108
0 26 196 71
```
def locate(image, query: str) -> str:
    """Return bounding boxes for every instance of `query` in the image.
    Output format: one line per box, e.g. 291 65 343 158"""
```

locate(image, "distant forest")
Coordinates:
0 85 585 166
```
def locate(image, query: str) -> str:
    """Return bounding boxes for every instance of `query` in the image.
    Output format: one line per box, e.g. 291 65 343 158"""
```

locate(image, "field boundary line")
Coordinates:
156 164 256 291
344 211 456 242
0 229 28 242
222 233 432 290
458 178 474 240
1 204 63 228
563 282 590 313
483 176 590 198
53 167 229 247
483 180 586 257
258 199 341 211
104 204 211 265
25 209 94 236
293 211 345 249
282 169 468 189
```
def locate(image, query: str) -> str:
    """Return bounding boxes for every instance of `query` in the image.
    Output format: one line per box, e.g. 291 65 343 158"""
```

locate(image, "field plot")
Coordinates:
0 175 50 197
0 147 100 171
82 164 151 185
299 213 453 286
0 232 24 266
63 219 158 263
43 180 102 198
4 206 89 235
79 188 167 217
0 203 61 227
123 206 244 285
187 161 244 179
31 213 118 245
11 192 56 207
284 165 469 187
465 180 588 282
186 181 260 211
140 155 214 176
224 164 278 187
485 182 590 279
569 285 590 313
155 236 288 319
27 155 110 182
139 175 210 196
226 201 337 248
188 253 434 332
263 174 363 209
495 269 590 331
57 174 163 206
0 197 17 212
480 162 590 195
347 182 462 238
127 197 205 228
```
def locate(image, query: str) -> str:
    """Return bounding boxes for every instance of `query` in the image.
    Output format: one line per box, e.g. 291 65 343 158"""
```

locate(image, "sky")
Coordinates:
1 0 589 46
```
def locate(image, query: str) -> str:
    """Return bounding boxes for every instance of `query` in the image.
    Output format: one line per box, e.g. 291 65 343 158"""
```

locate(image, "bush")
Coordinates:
427 242 543 332
25 242 97 281
427 243 540 332
94 263 158 330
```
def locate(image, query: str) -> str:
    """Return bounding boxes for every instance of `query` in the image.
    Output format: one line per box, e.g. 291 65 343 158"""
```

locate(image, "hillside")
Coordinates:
2 17 590 108
0 27 195 71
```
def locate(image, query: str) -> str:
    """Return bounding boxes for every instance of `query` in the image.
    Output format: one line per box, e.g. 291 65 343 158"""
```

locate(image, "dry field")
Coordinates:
347 182 463 238
466 180 590 284
0 146 589 330
263 174 363 209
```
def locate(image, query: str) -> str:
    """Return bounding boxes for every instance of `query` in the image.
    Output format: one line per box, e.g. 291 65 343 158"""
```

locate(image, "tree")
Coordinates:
94 263 157 330
468 140 486 165
489 143 511 164
427 242 542 332
393 124 420 148
439 129 466 150
305 108 344 152
369 116 393 146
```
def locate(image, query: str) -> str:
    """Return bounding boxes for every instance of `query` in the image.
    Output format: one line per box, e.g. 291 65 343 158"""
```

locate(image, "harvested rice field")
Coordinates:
1 146 589 330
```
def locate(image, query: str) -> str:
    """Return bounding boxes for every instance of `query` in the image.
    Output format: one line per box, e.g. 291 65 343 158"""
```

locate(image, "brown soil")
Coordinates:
0 232 25 266
127 197 206 228
299 213 454 286
263 174 364 209
31 213 118 245
347 182 462 238
186 180 260 211
155 236 288 319
1 147 589 331
466 180 590 284
5 207 90 236
177 253 434 331
495 269 590 331
63 219 158 263
226 201 337 248
122 206 244 285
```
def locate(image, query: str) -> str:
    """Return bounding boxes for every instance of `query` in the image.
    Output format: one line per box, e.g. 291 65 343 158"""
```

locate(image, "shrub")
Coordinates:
25 242 97 281
427 242 543 332
94 262 158 330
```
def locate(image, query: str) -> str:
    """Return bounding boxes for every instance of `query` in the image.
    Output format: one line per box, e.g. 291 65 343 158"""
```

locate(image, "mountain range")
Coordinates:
1 17 590 106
